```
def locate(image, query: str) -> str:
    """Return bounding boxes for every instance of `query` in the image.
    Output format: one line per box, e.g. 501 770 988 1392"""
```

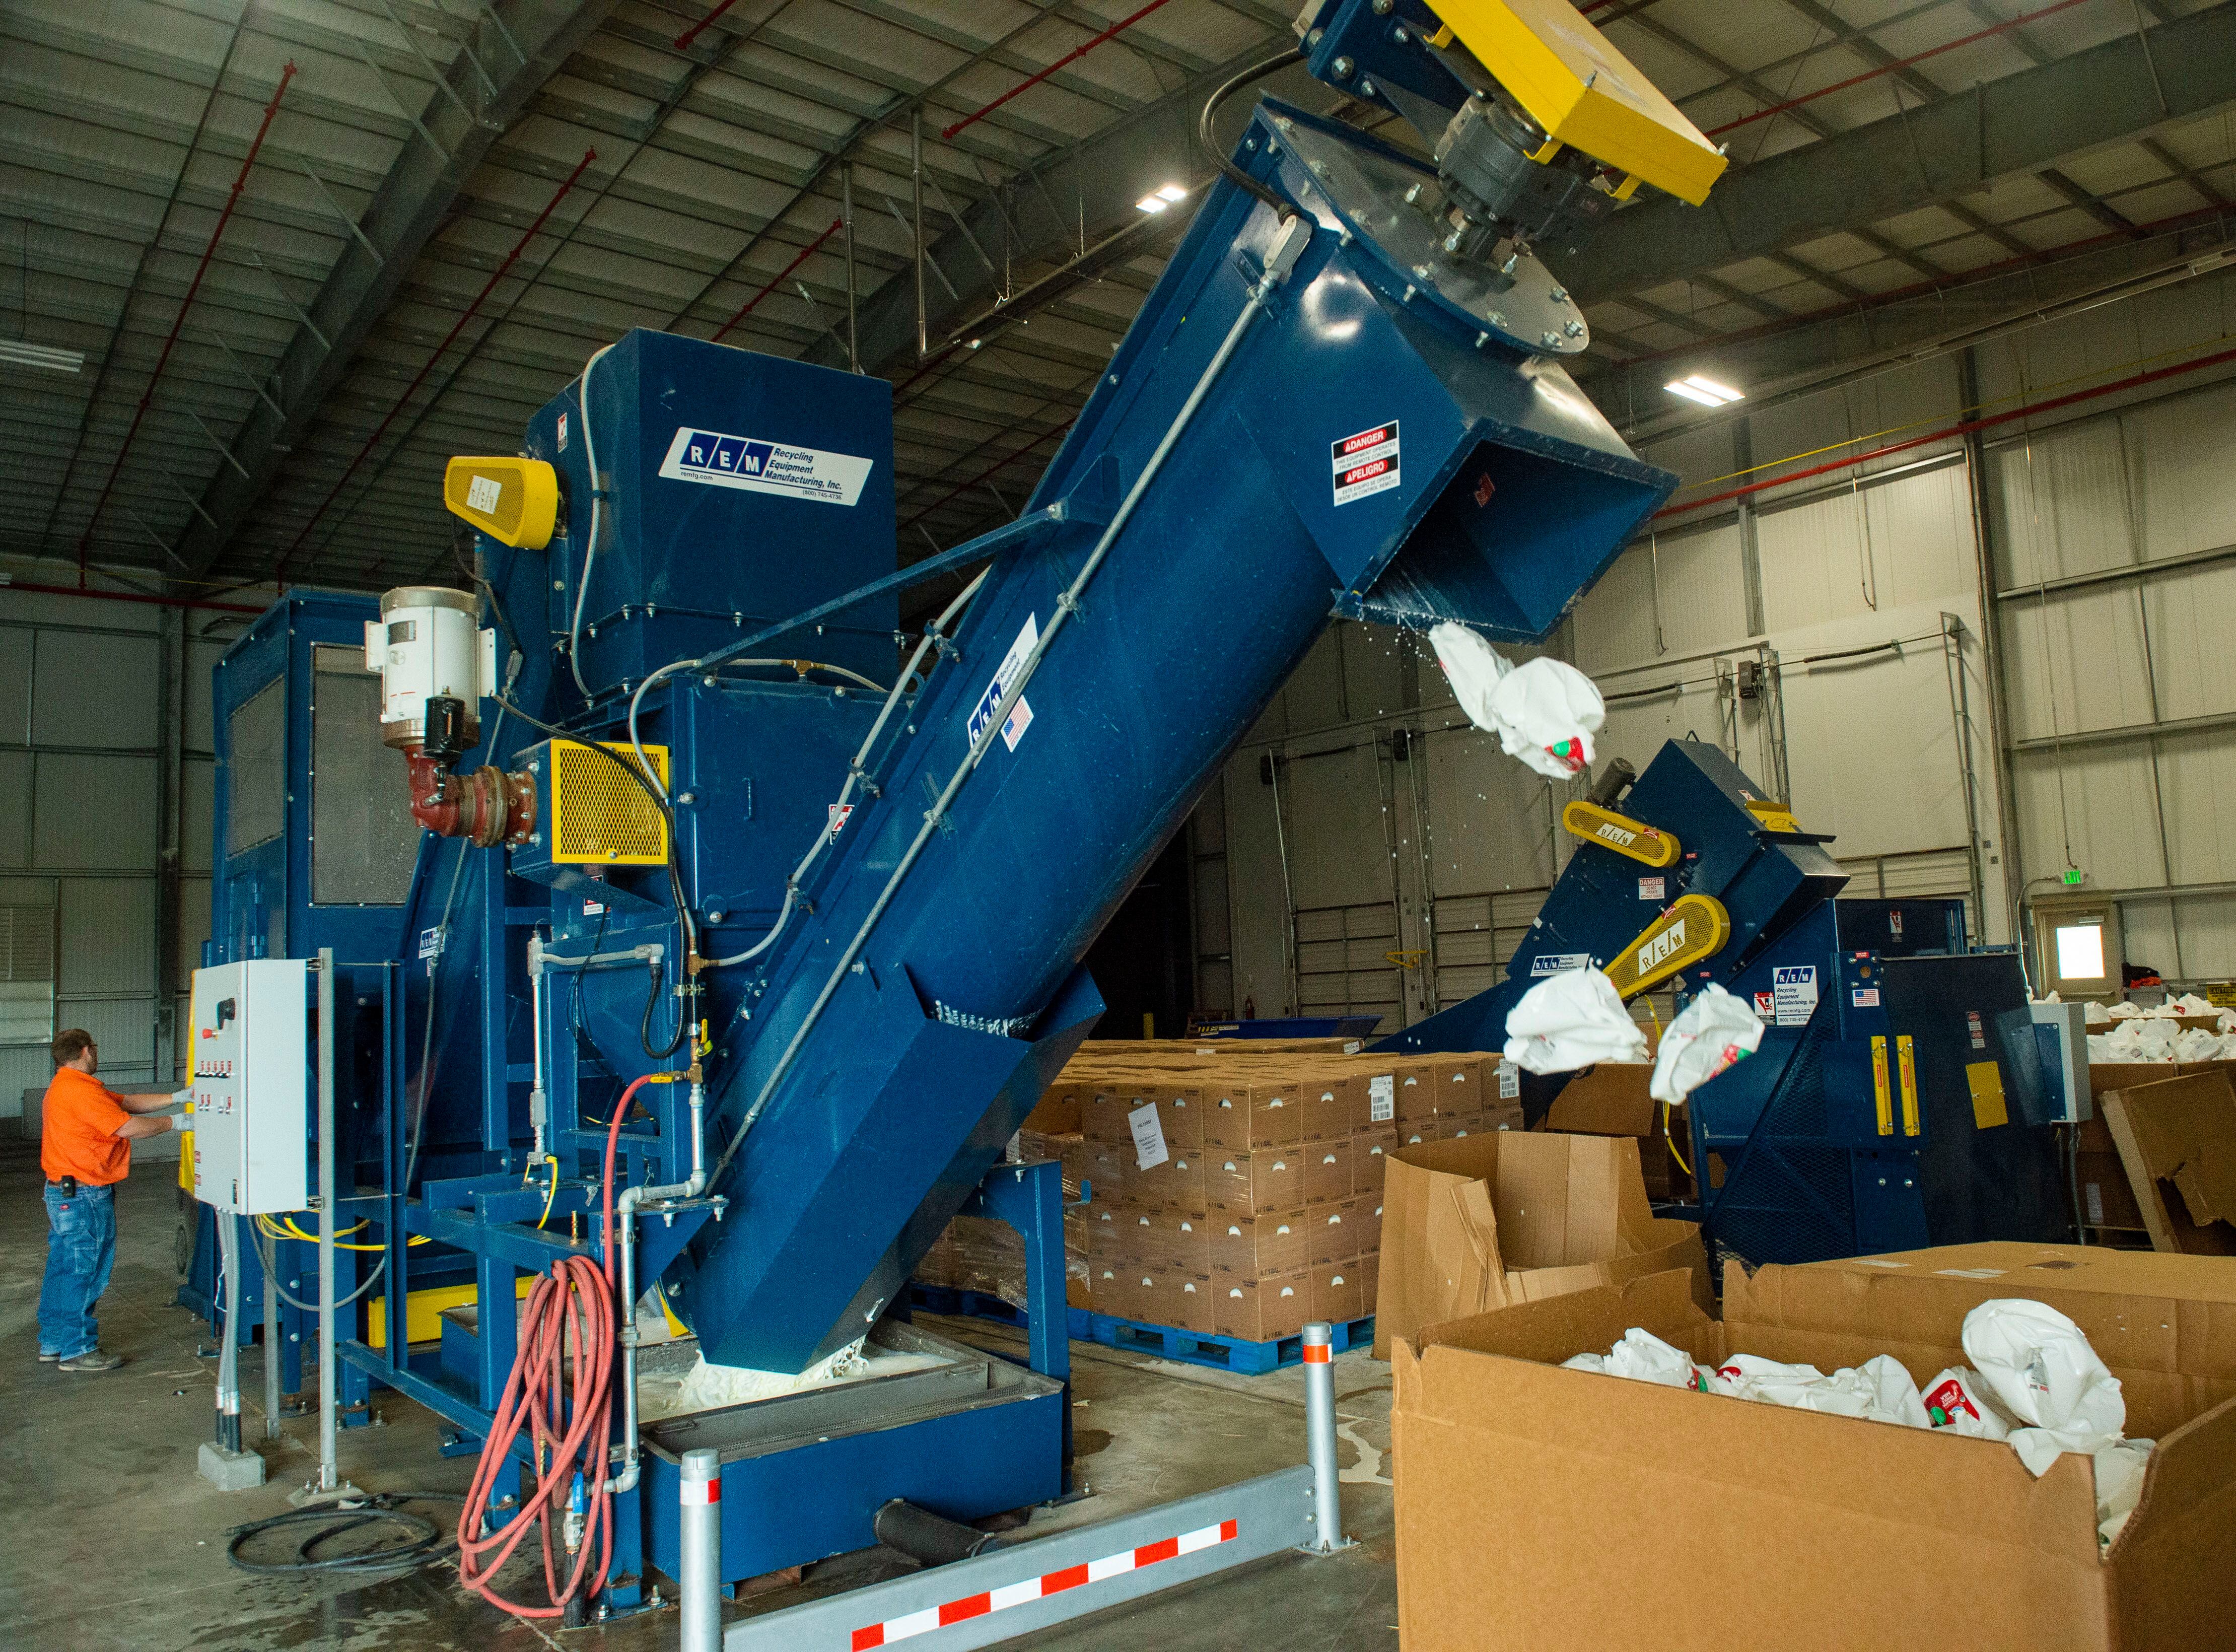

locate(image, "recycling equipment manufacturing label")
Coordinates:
967 613 1038 752
1772 965 1820 1027
1530 951 1591 977
1332 421 1400 506
658 426 874 506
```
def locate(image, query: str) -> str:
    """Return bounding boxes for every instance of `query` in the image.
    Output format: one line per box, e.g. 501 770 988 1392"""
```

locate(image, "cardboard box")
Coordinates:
1213 1269 1309 1341
1392 1245 2236 1651
1393 1064 1441 1126
1145 1082 1207 1150
1372 1131 1711 1359
1309 1260 1365 1324
1210 1210 1308 1278
1302 1074 1367 1140
1201 1075 1305 1149
2100 1070 2236 1256
1207 1147 1304 1214
1536 1061 1656 1135
1126 1146 1207 1215
1133 1270 1214 1334
1304 1196 1358 1265
1303 1138 1353 1202
1356 1126 1400 1192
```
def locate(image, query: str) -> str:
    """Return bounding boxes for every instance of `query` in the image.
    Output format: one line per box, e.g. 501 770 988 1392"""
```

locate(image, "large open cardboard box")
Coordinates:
1371 1130 1710 1360
1390 1243 2236 1650
2100 1069 2236 1256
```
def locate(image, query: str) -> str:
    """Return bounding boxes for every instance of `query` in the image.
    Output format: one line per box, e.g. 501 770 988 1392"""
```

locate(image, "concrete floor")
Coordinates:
0 1140 1398 1651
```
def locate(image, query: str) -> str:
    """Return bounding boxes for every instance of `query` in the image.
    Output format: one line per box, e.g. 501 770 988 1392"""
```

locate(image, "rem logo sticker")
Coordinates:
1637 920 1686 975
1529 951 1591 977
1332 421 1400 506
1772 965 1820 1027
967 613 1037 753
659 427 873 506
1595 821 1638 847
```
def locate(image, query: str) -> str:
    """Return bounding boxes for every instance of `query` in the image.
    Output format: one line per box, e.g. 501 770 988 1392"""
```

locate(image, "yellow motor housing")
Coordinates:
443 455 560 549
1425 0 1728 205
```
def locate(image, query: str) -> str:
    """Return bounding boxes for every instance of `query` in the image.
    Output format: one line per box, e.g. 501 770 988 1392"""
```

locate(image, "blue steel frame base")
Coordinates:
336 1156 1073 1607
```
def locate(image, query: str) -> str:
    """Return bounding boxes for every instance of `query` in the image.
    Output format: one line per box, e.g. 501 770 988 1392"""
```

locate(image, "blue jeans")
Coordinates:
38 1181 116 1360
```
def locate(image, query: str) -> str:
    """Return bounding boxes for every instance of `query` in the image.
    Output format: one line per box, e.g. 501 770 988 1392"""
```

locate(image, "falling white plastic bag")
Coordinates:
1428 622 1604 780
1922 1366 2014 1439
1504 967 1649 1074
1963 1298 2127 1476
1650 983 1765 1105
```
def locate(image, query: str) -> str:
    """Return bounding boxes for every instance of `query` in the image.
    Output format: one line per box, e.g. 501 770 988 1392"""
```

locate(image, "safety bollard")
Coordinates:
680 1448 722 1652
1300 1322 1353 1553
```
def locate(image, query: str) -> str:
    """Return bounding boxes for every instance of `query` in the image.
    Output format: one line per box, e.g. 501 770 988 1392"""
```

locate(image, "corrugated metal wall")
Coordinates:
0 588 236 1119
1983 266 2236 981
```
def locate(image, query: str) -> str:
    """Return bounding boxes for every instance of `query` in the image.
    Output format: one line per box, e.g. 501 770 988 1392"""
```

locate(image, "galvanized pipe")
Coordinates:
217 1213 243 1452
262 1236 281 1440
603 1077 707 1498
316 945 338 1492
679 1447 722 1652
1302 1322 1344 1554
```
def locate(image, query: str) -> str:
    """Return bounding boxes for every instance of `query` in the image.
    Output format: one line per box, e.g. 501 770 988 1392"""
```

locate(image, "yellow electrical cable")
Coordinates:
534 1156 559 1230
256 1212 427 1250
1642 996 1696 1180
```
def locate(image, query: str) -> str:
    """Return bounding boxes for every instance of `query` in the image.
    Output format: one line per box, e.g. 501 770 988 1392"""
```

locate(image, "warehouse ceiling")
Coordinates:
5 0 2236 601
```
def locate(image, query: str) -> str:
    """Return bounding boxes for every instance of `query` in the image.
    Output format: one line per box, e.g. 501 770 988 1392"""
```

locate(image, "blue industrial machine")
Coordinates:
1384 739 2071 1266
184 0 1745 1620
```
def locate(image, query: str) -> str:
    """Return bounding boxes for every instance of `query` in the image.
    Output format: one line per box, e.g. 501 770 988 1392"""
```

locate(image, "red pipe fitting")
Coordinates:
405 746 538 848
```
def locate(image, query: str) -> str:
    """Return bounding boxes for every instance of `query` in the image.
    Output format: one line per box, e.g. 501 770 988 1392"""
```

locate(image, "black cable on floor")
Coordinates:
225 1491 464 1577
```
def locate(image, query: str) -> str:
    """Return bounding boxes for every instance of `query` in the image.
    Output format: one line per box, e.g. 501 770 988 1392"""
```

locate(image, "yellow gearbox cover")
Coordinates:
444 455 559 549
1562 800 1680 868
1426 0 1727 205
1603 892 1731 999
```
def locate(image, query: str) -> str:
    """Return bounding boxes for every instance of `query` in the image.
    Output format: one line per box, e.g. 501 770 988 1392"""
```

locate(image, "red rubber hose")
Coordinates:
455 1073 657 1617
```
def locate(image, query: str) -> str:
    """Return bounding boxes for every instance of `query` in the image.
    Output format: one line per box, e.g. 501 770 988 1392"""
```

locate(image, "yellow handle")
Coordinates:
1871 1036 1892 1137
1897 1035 1919 1137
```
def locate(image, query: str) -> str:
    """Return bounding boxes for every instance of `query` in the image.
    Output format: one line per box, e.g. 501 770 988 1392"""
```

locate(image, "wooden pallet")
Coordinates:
1068 1307 1376 1375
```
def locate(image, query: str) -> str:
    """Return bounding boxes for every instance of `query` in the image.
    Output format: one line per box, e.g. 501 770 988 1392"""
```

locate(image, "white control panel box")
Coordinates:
189 959 310 1214
2030 1000 2091 1125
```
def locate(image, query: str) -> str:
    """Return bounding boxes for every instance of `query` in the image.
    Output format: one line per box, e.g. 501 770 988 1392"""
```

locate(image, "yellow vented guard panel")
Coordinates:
1562 800 1680 868
549 741 669 865
443 455 559 549
1603 892 1731 999
1426 0 1727 204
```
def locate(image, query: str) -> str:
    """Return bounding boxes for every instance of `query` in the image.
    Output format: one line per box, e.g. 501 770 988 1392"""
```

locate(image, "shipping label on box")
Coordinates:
1370 1073 1395 1123
1129 1100 1170 1171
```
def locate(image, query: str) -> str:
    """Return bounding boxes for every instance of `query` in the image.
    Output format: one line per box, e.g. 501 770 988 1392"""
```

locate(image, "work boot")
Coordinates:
37 1349 61 1362
58 1348 123 1372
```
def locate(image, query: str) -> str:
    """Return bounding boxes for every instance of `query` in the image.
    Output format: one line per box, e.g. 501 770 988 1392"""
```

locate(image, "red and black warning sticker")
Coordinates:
1332 420 1400 506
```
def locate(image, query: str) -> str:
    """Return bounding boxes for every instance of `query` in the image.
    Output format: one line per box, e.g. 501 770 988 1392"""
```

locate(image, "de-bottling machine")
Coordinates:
181 0 1740 1630
1384 739 2074 1268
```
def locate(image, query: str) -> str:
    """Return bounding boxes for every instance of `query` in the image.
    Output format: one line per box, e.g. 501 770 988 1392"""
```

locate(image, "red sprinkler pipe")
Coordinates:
942 0 1181 141
270 148 596 583
76 60 297 580
1654 338 2236 522
710 218 843 343
674 0 743 50
1704 0 2101 139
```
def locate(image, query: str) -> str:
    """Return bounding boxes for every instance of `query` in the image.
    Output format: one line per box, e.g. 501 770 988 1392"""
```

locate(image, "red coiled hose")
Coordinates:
456 1074 656 1617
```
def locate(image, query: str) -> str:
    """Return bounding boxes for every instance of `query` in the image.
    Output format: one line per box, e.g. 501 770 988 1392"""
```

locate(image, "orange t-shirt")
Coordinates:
40 1066 132 1186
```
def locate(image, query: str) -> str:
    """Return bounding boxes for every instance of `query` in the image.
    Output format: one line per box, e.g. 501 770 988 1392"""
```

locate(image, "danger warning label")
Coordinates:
1332 421 1400 506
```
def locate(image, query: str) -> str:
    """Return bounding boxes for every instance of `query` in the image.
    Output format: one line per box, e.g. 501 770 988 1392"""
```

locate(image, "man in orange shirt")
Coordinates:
38 1027 183 1372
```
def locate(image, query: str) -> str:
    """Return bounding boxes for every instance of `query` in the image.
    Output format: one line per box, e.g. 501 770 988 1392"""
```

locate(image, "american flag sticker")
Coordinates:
1332 421 1399 506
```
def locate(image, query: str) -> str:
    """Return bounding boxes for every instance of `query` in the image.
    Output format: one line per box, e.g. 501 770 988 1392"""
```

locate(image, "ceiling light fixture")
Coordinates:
1664 373 1743 407
1136 184 1188 213
0 339 84 374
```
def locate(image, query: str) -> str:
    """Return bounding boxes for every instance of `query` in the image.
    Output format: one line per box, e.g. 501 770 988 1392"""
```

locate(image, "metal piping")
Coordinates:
316 946 339 1494
912 110 927 362
714 212 1316 1178
603 1074 707 1497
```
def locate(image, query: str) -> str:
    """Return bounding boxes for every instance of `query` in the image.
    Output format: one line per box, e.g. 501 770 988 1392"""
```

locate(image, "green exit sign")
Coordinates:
2062 868 2085 886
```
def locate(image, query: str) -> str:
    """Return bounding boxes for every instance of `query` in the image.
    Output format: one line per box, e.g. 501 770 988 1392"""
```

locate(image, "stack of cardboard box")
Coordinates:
1054 1049 1517 1344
